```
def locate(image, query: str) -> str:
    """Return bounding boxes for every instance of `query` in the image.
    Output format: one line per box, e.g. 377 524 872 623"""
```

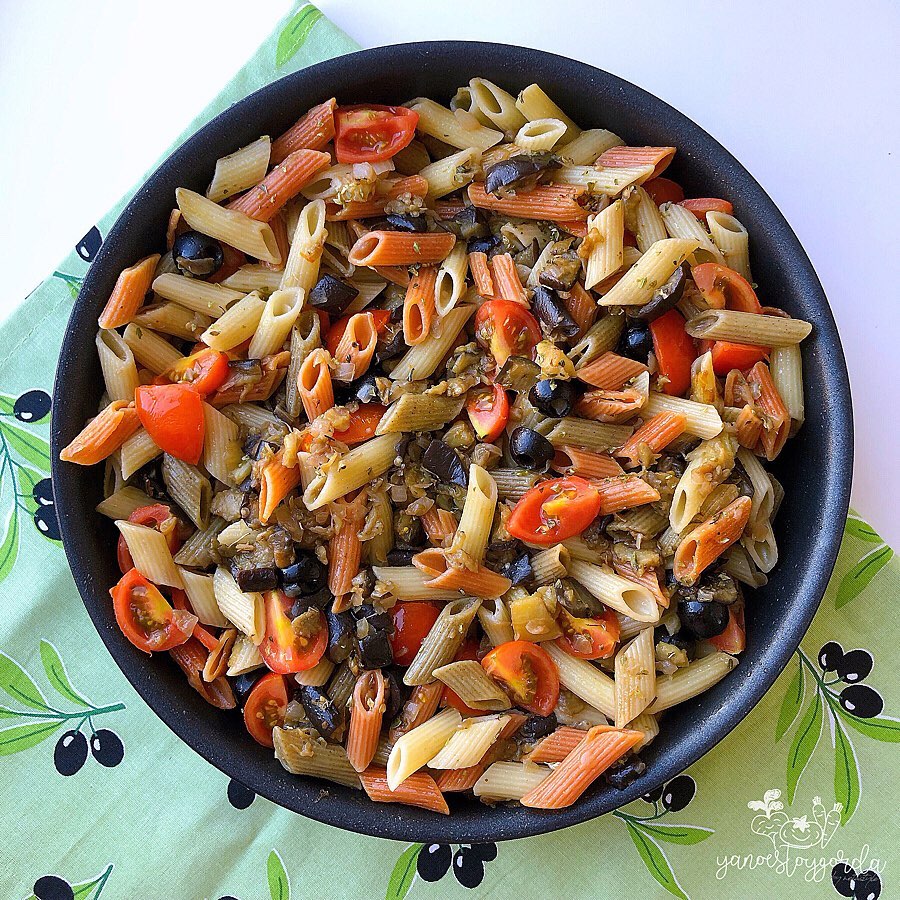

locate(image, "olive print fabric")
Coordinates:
1 5 896 898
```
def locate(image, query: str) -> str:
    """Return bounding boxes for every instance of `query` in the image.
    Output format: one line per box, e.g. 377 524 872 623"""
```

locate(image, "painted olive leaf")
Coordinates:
1 421 51 470
0 705 21 718
40 639 92 708
0 394 14 414
267 849 290 900
0 720 61 755
0 649 50 711
786 689 822 802
633 822 714 846
844 517 883 542
16 465 42 514
832 715 861 825
775 659 805 742
837 709 900 743
0 509 18 584
276 4 323 67
625 821 688 900
386 843 423 900
836 545 893 609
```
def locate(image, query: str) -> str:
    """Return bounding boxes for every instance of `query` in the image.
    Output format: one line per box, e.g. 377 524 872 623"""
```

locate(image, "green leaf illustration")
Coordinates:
267 849 290 900
0 705 21 718
836 545 893 609
0 720 61 755
776 660 805 742
71 864 114 900
833 716 860 824
625 821 688 900
40 640 91 708
0 649 50 711
837 709 900 743
844 517 883 542
1 421 51 470
276 4 323 67
786 689 822 802
0 394 14 414
386 843 423 900
634 822 714 846
0 509 19 583
16 465 42 514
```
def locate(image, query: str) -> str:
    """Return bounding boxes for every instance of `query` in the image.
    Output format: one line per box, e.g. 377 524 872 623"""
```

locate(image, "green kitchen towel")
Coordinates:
0 5 896 898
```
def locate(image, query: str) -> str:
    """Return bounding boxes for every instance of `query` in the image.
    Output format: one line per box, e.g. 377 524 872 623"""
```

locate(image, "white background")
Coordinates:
1 0 898 545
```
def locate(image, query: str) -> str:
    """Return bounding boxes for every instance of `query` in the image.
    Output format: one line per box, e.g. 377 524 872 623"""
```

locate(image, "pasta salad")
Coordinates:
61 78 812 813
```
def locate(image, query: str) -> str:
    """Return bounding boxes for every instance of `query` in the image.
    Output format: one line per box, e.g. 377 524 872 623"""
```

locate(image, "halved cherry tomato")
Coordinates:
243 672 290 748
506 476 602 546
555 608 621 660
692 263 762 313
708 340 768 376
708 603 746 654
162 347 229 396
643 177 685 206
678 198 734 220
135 383 205 465
474 300 542 368
110 568 195 654
466 383 509 442
116 503 180 574
390 601 441 667
325 309 392 357
649 309 697 396
259 590 327 675
334 104 419 164
333 403 387 445
442 640 486 716
482 641 559 716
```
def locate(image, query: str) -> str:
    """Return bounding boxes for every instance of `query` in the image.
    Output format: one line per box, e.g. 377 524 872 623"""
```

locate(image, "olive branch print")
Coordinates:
776 643 899 825
0 641 125 773
836 516 893 609
276 3 324 67
27 863 113 900
267 850 290 900
51 225 103 301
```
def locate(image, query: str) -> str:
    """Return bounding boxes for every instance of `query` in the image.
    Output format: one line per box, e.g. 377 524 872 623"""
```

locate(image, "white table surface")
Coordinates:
2 0 898 545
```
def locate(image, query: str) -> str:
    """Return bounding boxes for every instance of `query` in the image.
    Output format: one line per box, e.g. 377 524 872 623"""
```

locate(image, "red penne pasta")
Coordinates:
577 351 648 391
520 726 643 809
678 197 734 220
432 199 467 219
594 475 661 516
328 491 368 598
747 361 790 461
551 446 624 480
421 506 458 546
435 712 526 792
388 682 444 745
612 560 670 609
373 265 411 287
258 450 302 523
359 767 449 815
271 98 336 164
332 312 378 381
297 347 334 422
325 176 429 220
674 496 753 585
467 182 589 221
261 211 290 271
60 401 141 465
595 146 676 181
228 149 331 222
403 265 438 345
413 548 512 599
526 726 591 764
489 253 527 305
574 388 645 423
734 404 764 449
347 230 456 267
98 254 160 329
561 282 598 336
615 412 687 468
468 251 496 298
347 669 386 773
557 219 589 238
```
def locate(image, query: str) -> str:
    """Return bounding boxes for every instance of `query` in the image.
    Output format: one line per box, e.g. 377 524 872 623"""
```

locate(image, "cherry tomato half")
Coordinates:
643 177 685 206
555 608 621 660
482 641 559 716
110 568 195 654
334 104 419 164
506 476 602 545
466 383 510 443
163 347 229 396
325 309 392 357
259 590 327 675
243 672 290 748
389 601 441 667
707 340 768 376
333 403 387 445
442 640 486 716
649 309 697 397
678 198 734 220
116 503 180 574
135 383 205 465
474 300 542 369
691 263 762 314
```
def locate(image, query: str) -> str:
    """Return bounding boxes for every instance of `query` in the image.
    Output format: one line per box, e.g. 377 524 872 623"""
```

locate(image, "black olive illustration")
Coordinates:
467 842 497 862
33 875 74 900
416 843 452 882
75 225 103 262
34 505 61 541
835 649 873 684
661 774 696 812
14 389 51 423
227 778 256 809
833 863 856 897
641 783 665 803
839 685 884 719
453 846 486 889
54 729 88 776
818 641 844 672
89 729 124 767
853 870 882 900
32 478 54 506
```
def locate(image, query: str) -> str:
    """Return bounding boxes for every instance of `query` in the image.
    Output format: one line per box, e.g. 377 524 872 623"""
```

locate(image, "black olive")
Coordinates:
653 626 695 653
76 224 103 262
605 754 647 790
642 784 665 803
818 641 844 671
308 274 359 314
495 355 541 392
529 378 576 418
172 230 224 278
836 649 874 684
89 729 124 767
422 439 468 487
294 685 342 739
839 685 883 719
348 374 383 404
325 609 355 663
385 213 427 233
290 586 332 616
519 712 557 741
618 320 654 361
383 668 408 722
354 603 393 632
509 426 555 471
678 599 729 639
54 729 88 776
33 478 54 506
34 506 61 541
14 389 51 423
832 864 856 897
386 548 418 566
484 153 558 196
33 875 74 900
357 630 394 669
227 778 256 809
235 566 281 592
280 554 326 597
500 552 533 587
231 670 266 707
853 871 882 900
453 847 487 889
530 286 579 339
375 326 407 364
417 843 453 882
445 206 488 241
661 774 696 811
626 263 688 321
467 233 501 255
